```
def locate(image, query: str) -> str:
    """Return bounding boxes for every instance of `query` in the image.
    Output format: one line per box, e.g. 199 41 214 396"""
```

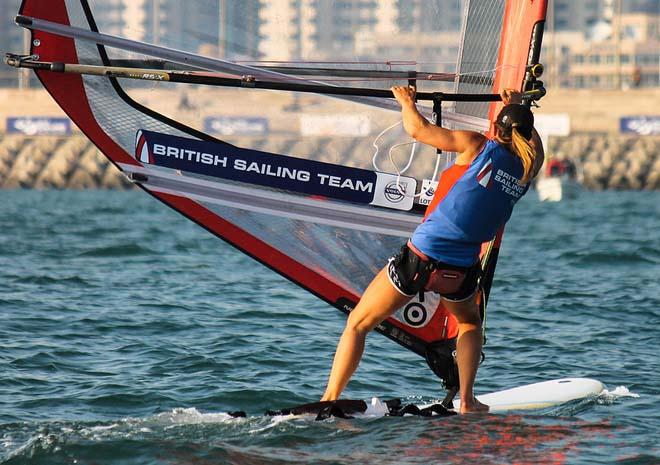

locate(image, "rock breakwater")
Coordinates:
1 134 658 190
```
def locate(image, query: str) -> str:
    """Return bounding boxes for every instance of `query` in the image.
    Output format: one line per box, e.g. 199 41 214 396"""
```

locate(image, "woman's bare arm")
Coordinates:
392 86 485 154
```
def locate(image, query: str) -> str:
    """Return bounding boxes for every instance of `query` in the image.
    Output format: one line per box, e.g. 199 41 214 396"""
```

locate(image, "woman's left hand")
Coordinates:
391 85 417 107
500 88 523 105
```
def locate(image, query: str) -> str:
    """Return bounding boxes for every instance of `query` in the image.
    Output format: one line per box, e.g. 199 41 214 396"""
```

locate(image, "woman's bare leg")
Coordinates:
441 293 489 414
321 267 411 401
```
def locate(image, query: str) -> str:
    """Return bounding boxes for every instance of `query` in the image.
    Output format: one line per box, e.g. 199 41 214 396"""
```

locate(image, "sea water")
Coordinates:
0 189 658 465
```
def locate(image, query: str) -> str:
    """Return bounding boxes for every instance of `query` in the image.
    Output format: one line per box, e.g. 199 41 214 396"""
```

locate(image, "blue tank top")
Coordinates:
411 140 529 266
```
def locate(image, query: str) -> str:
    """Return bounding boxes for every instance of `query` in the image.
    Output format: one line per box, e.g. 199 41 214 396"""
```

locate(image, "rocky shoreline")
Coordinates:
548 134 659 190
0 135 131 189
1 133 658 190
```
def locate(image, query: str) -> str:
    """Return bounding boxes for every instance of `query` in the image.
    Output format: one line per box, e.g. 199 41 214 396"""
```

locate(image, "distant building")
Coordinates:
92 1 259 59
2 0 658 91
90 0 126 37
259 0 394 60
1 0 28 87
311 1 382 58
552 0 659 31
355 30 460 72
1 0 23 50
258 0 464 61
126 1 219 52
541 31 584 88
622 0 660 14
258 0 315 60
217 1 260 59
394 0 464 33
552 0 614 31
543 13 659 89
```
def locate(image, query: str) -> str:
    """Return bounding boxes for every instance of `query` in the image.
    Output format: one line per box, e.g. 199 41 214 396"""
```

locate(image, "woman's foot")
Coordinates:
460 396 489 414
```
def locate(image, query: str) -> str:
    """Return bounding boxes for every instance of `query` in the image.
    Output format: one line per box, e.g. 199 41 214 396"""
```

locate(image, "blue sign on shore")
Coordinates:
620 116 660 136
6 117 72 136
204 116 269 136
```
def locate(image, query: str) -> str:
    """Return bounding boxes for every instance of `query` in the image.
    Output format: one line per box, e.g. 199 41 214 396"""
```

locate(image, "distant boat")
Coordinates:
536 158 581 202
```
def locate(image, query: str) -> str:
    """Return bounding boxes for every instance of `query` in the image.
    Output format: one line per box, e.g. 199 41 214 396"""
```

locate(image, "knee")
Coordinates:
346 308 378 335
457 308 482 337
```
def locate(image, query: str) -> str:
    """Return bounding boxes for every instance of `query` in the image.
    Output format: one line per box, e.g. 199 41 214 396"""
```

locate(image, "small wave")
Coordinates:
143 407 303 438
76 243 155 257
542 290 600 299
567 251 658 266
1 432 46 463
247 413 302 435
616 453 660 465
10 274 91 286
597 386 640 405
152 407 237 425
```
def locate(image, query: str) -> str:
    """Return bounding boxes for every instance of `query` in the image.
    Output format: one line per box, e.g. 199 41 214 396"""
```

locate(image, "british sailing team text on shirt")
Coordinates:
494 168 526 198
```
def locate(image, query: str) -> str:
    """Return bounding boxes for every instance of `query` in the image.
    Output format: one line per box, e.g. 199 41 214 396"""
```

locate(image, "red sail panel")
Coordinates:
418 0 548 343
490 0 549 123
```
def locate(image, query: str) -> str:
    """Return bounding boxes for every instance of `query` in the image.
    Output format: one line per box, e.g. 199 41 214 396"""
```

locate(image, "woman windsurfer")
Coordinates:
320 88 545 414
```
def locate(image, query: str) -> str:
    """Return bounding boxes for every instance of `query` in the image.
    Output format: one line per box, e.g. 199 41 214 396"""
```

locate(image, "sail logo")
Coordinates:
134 129 386 206
419 179 438 206
371 173 416 211
402 301 428 327
135 130 154 164
384 181 406 203
393 291 438 329
141 73 164 80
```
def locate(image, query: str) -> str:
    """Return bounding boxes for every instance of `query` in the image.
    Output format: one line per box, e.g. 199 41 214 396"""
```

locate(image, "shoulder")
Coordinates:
457 130 488 149
454 132 488 165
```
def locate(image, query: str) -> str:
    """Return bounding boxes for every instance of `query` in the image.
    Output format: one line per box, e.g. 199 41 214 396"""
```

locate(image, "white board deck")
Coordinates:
453 378 604 412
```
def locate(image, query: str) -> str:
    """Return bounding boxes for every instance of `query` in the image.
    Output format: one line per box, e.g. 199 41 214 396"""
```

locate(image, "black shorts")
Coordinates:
387 243 481 302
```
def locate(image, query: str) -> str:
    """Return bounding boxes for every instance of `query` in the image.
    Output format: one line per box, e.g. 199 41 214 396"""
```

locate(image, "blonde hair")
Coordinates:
496 126 536 185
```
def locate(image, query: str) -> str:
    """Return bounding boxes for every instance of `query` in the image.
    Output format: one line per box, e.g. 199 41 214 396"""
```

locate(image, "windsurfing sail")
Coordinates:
9 0 547 394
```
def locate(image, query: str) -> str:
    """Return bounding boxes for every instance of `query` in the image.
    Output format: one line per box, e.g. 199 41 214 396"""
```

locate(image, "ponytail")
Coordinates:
510 127 536 185
495 124 536 185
